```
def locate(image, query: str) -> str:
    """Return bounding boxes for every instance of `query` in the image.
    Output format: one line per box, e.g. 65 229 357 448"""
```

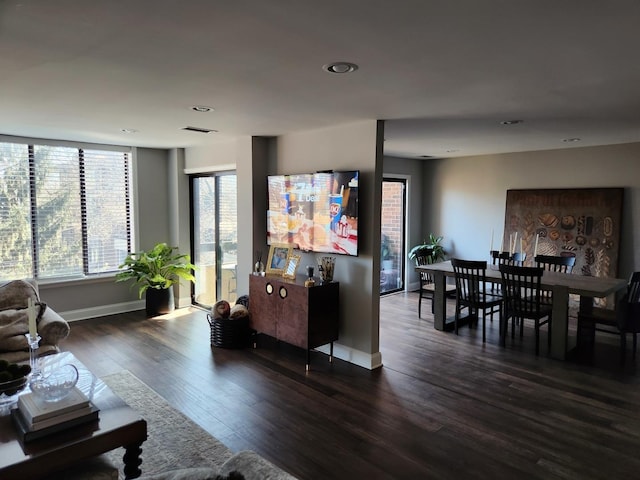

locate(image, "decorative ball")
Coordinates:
230 304 249 320
212 300 231 320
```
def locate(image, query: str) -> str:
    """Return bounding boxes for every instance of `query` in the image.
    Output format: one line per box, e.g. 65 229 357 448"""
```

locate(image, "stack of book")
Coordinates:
12 386 100 442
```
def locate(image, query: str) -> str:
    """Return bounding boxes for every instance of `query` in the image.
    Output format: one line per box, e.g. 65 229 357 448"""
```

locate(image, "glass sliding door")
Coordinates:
380 178 406 294
191 173 237 308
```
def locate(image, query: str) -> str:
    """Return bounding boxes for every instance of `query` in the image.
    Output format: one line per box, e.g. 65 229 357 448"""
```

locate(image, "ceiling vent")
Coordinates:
182 126 217 134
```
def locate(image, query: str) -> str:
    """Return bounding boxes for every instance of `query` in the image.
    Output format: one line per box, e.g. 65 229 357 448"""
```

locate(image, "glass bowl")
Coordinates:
0 376 29 415
30 364 79 403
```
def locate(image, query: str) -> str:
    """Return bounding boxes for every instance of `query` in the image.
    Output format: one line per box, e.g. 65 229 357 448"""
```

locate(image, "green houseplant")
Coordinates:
116 242 196 316
408 234 446 264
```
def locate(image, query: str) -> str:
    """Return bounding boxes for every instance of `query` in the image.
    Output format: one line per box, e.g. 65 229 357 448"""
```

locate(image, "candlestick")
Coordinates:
25 333 42 379
27 297 37 338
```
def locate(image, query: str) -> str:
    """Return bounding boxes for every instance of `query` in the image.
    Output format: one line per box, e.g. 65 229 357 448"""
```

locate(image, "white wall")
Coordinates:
424 142 640 279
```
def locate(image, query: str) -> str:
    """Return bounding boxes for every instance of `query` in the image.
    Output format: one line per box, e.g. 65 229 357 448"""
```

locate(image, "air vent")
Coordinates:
182 126 217 134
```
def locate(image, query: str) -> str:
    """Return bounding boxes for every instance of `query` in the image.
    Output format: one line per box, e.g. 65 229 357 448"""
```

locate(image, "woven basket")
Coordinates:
207 314 250 349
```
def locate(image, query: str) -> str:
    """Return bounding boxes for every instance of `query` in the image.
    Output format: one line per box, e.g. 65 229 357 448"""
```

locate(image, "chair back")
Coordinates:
491 251 511 265
451 258 489 308
415 254 434 284
620 272 640 334
499 264 545 318
534 255 576 273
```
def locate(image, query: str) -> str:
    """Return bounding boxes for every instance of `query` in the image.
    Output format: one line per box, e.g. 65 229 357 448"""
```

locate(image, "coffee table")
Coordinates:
0 352 147 480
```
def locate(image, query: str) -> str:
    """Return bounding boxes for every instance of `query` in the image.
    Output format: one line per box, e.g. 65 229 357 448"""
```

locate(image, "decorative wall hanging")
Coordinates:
503 188 623 279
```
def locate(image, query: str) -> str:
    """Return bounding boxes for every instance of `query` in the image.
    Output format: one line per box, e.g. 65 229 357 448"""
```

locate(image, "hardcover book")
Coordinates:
18 386 90 424
11 403 100 442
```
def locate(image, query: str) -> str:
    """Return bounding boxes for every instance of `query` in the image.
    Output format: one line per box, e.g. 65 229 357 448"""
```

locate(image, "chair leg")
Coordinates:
535 322 540 356
418 293 422 319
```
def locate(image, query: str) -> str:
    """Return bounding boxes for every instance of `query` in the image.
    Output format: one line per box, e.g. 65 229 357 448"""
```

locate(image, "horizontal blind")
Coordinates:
82 149 131 274
0 140 132 281
0 143 33 279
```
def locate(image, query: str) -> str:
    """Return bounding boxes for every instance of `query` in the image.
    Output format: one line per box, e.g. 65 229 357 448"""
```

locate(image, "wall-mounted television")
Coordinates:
267 171 359 256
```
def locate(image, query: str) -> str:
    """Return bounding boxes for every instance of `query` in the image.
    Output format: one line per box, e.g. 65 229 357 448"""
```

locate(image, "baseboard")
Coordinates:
61 300 144 322
314 343 383 370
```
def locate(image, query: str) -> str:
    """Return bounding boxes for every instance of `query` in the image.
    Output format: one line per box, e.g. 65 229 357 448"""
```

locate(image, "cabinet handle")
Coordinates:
279 286 287 299
266 283 274 295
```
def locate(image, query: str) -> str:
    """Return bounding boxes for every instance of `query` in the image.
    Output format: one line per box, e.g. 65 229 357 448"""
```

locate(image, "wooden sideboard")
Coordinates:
249 274 339 369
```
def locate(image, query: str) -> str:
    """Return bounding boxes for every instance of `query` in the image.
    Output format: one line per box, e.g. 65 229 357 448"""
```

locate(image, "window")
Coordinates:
0 140 132 281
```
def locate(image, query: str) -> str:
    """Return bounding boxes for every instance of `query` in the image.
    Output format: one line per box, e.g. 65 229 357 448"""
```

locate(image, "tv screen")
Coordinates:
267 171 359 256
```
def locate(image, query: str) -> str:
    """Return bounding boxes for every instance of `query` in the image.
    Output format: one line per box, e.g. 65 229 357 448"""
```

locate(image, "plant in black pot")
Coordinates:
408 234 446 265
116 242 196 317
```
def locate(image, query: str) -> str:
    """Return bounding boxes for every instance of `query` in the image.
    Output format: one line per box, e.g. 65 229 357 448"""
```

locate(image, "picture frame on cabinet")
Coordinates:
267 244 292 274
283 254 301 279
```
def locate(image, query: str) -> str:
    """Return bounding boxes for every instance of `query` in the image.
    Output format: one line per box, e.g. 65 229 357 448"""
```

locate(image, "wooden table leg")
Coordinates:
550 285 569 359
123 441 144 479
432 271 446 331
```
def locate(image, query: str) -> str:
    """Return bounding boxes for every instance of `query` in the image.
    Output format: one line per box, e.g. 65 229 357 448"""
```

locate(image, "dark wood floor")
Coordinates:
62 292 640 480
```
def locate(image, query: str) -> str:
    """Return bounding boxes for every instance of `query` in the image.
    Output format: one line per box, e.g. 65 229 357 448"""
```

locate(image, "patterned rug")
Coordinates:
101 370 233 479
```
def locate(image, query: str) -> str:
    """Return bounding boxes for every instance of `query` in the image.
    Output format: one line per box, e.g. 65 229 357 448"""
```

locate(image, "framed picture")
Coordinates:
283 254 301 279
266 243 292 274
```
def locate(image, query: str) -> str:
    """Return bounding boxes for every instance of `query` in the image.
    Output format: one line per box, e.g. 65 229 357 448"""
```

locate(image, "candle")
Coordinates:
27 298 37 337
520 238 523 255
500 234 504 253
509 234 513 254
512 232 518 254
534 234 539 258
490 229 494 252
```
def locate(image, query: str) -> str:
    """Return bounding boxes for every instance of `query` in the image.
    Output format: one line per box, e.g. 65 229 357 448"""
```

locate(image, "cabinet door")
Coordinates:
249 275 278 336
276 283 309 349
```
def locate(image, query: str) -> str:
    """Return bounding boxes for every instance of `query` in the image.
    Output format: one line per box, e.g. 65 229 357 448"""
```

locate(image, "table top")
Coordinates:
0 352 147 479
417 260 627 298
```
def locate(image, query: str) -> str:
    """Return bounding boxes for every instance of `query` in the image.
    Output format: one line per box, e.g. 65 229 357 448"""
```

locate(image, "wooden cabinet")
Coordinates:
249 274 339 368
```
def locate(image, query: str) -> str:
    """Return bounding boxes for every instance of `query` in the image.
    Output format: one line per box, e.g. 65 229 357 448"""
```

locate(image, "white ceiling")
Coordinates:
2 1 640 159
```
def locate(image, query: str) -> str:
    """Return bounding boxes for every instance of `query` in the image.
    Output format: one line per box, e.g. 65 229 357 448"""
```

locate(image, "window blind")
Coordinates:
0 141 132 281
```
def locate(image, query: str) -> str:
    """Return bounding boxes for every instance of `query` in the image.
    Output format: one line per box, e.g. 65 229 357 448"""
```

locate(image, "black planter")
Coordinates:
145 287 175 317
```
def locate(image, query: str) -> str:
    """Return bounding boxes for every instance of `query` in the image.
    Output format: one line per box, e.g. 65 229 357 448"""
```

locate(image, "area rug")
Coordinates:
101 370 234 479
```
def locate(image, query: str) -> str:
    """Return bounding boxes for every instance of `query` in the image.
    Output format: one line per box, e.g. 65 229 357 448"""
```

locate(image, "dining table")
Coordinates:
416 260 628 360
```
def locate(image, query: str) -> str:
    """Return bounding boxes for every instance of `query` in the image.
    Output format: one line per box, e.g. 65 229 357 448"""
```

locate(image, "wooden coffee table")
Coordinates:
0 352 147 480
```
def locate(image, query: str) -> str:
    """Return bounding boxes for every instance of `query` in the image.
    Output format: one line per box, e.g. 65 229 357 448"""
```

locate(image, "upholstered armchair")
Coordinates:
0 279 70 363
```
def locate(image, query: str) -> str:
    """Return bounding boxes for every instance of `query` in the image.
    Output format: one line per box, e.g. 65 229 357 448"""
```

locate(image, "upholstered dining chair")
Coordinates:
415 254 456 318
577 271 640 362
451 259 503 342
499 264 552 355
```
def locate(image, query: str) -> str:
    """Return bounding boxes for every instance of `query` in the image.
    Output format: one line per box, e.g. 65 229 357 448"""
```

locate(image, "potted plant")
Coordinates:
408 234 446 264
116 242 196 317
381 234 395 271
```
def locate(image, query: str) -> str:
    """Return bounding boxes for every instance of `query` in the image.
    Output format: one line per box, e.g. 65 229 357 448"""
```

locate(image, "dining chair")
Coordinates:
451 259 503 342
534 255 576 273
415 254 456 318
499 264 552 355
534 254 576 303
577 272 640 362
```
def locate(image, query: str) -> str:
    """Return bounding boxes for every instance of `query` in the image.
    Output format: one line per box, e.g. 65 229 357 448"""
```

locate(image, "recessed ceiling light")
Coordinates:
500 120 523 125
322 62 359 74
120 128 138 134
562 137 581 142
191 105 214 113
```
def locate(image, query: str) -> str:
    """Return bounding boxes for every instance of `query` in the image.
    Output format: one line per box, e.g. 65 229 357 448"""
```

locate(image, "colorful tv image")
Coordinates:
267 171 359 256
